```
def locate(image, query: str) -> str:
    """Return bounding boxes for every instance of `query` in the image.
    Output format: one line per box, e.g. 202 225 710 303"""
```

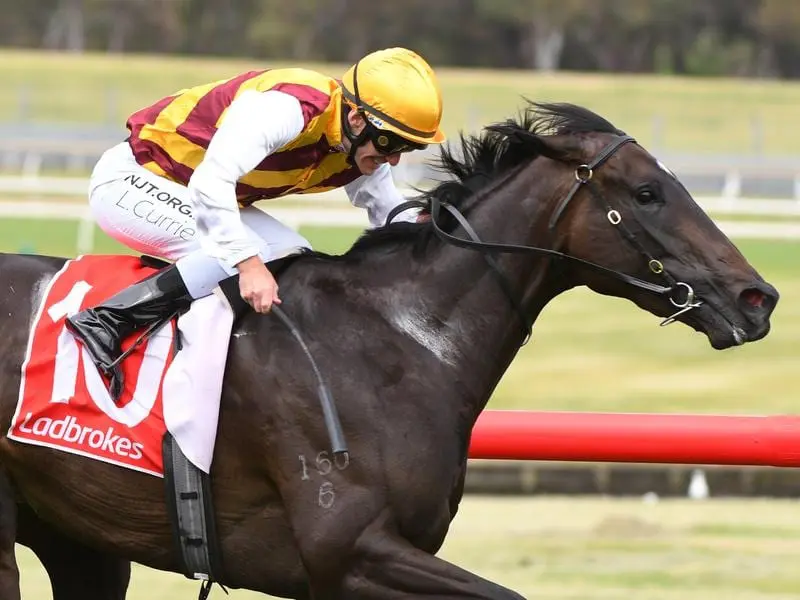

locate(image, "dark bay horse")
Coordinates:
0 103 778 599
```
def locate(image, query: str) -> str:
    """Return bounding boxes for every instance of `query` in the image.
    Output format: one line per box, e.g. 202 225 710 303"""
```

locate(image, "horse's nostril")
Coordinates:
739 284 778 315
741 288 766 309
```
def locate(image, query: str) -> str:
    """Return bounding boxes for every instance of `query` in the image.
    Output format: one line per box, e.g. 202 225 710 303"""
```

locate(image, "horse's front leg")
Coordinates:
0 470 20 600
341 517 524 599
298 508 525 600
17 503 131 600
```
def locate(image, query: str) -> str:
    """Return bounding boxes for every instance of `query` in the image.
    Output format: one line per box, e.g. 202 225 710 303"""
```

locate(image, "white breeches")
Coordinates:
90 142 310 263
88 142 311 298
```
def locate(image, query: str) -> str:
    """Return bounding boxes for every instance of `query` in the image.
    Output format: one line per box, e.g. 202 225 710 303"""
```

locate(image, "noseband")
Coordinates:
387 135 702 343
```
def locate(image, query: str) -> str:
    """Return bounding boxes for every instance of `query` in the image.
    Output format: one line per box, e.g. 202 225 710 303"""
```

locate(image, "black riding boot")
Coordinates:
65 264 192 400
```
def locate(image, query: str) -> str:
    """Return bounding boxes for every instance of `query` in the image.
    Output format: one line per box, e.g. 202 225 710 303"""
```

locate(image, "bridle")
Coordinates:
387 135 703 344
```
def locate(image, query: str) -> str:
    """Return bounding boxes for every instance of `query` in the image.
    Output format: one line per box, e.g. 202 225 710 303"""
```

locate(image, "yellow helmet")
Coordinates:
341 47 446 147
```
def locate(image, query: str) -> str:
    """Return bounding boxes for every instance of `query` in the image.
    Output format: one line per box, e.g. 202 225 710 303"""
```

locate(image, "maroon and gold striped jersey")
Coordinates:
126 68 362 206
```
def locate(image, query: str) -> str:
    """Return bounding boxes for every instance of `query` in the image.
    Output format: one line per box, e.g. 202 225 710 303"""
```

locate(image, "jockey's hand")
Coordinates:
236 256 281 314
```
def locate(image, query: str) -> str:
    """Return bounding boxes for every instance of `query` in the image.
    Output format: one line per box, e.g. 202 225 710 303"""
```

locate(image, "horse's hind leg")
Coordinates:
0 472 20 600
17 504 131 600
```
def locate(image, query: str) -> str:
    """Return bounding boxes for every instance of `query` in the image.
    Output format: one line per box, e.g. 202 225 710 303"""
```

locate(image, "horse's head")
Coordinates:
506 103 779 349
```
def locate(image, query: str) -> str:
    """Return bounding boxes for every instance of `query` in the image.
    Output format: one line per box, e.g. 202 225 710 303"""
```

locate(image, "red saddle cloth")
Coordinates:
9 255 176 476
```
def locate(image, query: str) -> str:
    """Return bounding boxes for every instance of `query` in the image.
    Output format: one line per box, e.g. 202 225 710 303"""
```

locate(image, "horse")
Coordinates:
0 102 778 599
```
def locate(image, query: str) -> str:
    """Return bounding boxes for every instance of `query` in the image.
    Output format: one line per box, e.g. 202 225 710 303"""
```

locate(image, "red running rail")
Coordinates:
469 410 800 467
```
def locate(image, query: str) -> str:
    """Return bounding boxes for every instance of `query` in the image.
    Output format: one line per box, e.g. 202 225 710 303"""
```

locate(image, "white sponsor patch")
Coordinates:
366 113 385 129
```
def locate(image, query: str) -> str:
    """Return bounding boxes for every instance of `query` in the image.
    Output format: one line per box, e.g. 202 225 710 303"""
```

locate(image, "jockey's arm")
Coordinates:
345 163 419 228
187 90 304 270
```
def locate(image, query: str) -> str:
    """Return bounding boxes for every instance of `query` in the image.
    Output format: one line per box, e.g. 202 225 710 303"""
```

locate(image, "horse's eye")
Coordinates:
636 188 656 205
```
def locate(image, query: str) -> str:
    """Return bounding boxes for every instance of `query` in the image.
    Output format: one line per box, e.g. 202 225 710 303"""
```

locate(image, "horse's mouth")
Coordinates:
682 300 770 350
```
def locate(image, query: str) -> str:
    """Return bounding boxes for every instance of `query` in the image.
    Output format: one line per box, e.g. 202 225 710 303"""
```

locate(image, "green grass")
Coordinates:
2 219 797 415
438 497 800 599
5 49 800 154
17 496 800 599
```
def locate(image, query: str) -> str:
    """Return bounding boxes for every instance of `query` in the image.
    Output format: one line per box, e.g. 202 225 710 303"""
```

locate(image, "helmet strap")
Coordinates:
341 60 371 166
341 104 372 167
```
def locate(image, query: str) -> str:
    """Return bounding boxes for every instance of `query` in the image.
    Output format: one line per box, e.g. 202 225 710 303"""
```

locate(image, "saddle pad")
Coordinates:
8 255 233 476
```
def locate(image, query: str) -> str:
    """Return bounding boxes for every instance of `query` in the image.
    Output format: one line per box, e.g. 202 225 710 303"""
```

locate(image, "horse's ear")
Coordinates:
487 124 575 163
534 134 584 163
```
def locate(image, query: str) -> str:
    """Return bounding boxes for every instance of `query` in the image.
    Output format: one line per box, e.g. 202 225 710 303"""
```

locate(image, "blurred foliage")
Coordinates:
3 0 800 78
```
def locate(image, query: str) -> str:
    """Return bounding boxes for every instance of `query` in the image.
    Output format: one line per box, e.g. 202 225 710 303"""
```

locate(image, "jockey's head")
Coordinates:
341 47 446 174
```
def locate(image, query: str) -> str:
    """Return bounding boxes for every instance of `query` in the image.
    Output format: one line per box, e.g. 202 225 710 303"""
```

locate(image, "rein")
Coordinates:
387 134 703 341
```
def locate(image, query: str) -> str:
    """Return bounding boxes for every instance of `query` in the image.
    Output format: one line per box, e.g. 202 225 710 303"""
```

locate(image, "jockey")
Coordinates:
65 47 446 399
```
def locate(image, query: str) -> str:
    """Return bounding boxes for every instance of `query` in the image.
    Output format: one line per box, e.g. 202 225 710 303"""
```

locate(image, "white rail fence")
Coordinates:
1 177 799 255
3 175 800 212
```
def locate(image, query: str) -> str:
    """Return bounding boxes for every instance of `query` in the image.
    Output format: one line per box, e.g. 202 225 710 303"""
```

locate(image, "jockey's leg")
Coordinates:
0 471 20 600
65 264 193 399
175 207 311 299
65 142 309 398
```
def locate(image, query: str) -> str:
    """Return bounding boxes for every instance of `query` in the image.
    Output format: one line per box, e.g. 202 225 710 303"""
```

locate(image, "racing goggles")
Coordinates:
367 124 427 155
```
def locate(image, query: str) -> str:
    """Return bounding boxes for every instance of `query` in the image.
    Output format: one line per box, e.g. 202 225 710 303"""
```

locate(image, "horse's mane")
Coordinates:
308 102 624 261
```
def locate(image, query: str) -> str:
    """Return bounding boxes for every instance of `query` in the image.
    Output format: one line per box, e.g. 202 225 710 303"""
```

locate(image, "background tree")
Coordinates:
3 0 800 80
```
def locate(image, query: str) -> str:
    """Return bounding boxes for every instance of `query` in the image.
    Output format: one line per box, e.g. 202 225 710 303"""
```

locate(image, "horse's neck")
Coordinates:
376 170 564 417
